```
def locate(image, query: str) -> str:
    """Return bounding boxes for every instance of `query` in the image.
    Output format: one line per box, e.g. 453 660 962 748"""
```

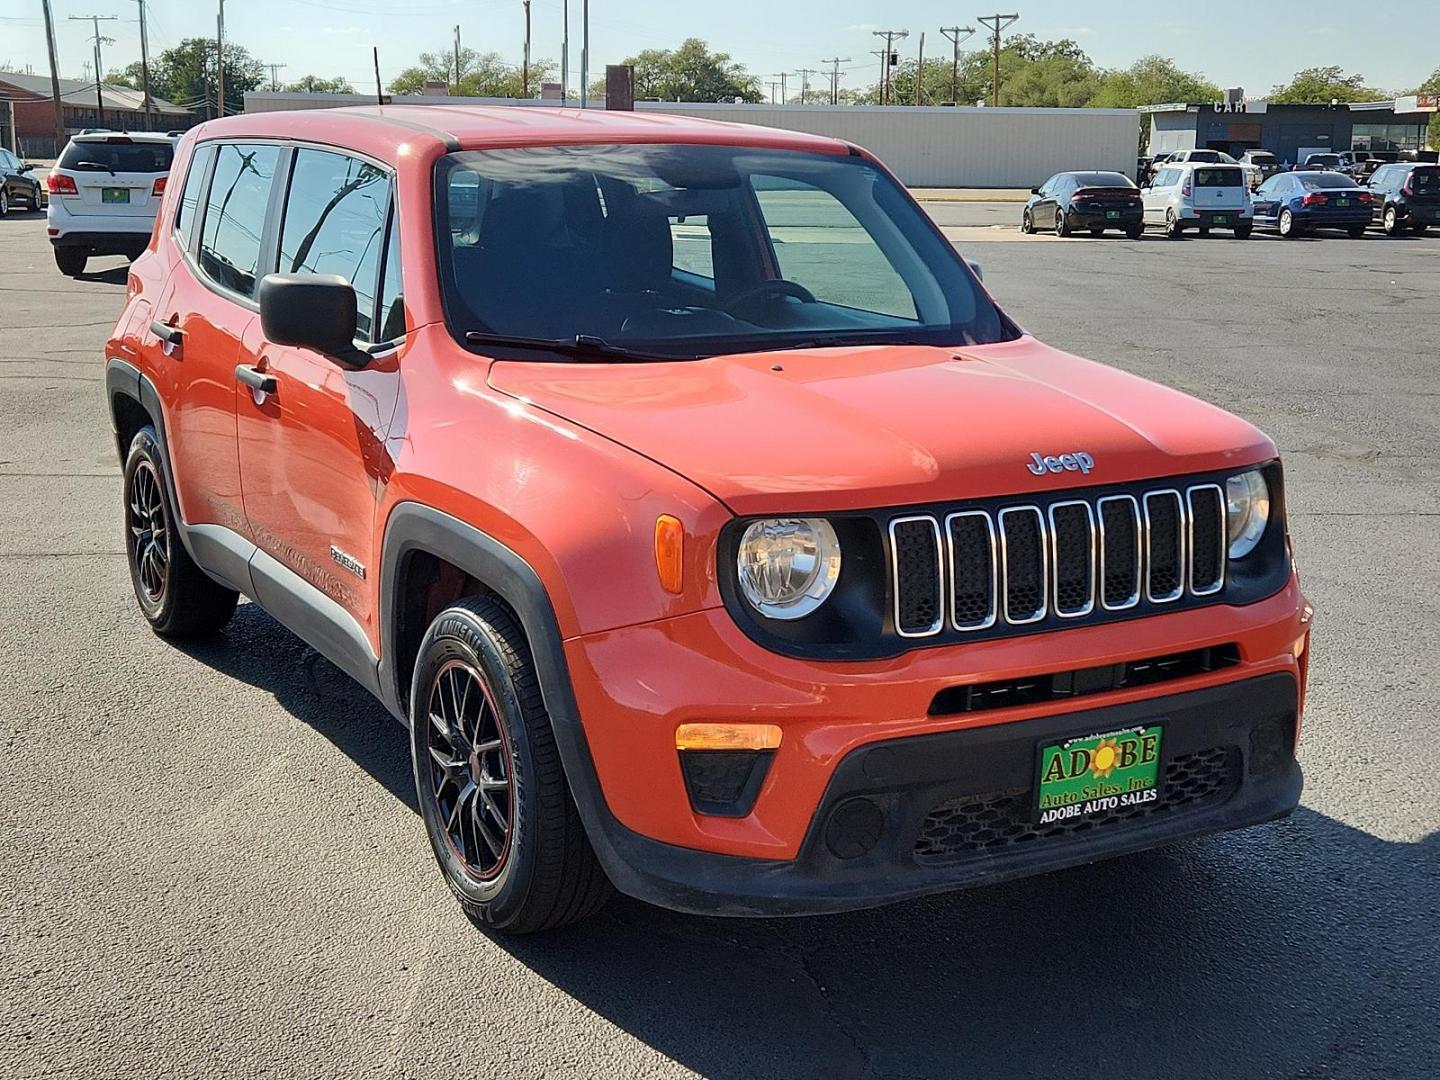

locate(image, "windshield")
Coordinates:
1298 173 1360 190
59 139 172 173
435 144 1017 360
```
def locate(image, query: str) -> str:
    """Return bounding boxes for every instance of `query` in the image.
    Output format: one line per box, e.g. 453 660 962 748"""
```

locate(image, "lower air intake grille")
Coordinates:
913 745 1241 863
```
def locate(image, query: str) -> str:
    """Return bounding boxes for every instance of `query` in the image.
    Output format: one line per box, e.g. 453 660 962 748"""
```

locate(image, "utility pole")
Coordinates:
793 67 815 104
40 0 66 150
561 0 568 100
579 0 589 107
767 79 778 104
939 25 975 105
453 25 462 96
821 57 850 105
68 15 117 129
135 0 154 119
216 0 226 117
267 63 287 92
522 0 531 98
914 33 925 106
871 29 908 106
976 13 1018 107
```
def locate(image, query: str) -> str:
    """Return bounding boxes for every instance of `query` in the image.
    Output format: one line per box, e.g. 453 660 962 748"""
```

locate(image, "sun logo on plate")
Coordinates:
1090 737 1120 779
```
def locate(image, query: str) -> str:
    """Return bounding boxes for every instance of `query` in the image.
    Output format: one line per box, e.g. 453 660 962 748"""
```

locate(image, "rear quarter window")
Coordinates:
59 140 173 173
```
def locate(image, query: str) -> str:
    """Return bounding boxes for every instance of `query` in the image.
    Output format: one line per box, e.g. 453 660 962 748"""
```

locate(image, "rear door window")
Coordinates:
278 148 392 339
59 139 173 173
197 143 281 300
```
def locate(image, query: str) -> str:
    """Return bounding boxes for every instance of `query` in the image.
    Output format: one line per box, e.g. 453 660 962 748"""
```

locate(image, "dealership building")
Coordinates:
1143 94 1435 165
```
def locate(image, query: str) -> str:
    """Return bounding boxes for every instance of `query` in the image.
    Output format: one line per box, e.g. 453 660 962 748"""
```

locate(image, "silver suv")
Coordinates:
1142 162 1253 239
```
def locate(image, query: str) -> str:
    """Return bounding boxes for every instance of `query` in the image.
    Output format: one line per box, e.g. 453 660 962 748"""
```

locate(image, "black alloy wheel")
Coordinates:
423 658 515 881
127 459 169 607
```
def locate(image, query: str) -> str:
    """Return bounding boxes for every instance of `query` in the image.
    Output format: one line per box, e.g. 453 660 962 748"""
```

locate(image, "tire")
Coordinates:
1020 209 1034 234
1412 223 1428 235
1383 206 1400 236
1125 224 1144 240
1089 227 1104 236
123 427 239 637
410 596 612 934
1164 209 1183 239
1347 224 1367 239
1234 223 1253 239
1198 226 1211 237
54 248 87 276
1055 208 1071 237
1279 209 1300 239
0 187 8 217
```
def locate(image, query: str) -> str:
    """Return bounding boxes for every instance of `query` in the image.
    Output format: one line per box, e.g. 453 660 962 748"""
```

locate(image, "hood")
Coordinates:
486 336 1275 516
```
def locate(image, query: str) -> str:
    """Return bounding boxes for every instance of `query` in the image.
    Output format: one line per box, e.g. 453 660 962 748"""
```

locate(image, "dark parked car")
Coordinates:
1367 163 1440 235
1022 171 1143 238
1298 153 1345 172
0 146 43 216
1237 150 1282 187
1252 171 1372 238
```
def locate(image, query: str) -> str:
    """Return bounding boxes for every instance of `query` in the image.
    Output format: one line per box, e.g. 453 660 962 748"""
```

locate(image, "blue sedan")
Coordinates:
1252 171 1373 238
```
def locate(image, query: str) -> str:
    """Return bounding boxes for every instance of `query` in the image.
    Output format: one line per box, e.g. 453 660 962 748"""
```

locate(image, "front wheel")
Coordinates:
1020 209 1034 234
411 597 611 934
1164 210 1183 239
53 248 87 276
123 427 239 637
1125 224 1144 240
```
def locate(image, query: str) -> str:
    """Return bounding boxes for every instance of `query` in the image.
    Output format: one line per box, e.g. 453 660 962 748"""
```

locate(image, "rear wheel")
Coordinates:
411 596 611 934
1347 224 1367 238
123 427 239 637
1164 209 1183 239
1234 222 1253 239
0 187 8 217
54 248 87 276
1383 206 1400 235
1054 208 1071 237
1125 224 1144 240
1279 209 1300 238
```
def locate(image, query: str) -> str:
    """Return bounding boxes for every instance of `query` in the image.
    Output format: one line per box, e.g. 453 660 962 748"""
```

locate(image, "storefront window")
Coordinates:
1352 122 1429 151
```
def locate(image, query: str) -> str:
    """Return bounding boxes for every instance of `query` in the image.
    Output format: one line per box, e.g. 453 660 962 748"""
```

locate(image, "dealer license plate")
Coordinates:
1105 210 1121 219
1334 198 1350 208
102 188 130 204
1212 215 1229 224
1035 725 1163 825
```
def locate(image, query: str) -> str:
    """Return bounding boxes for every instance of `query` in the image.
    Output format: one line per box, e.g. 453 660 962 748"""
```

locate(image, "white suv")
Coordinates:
1142 162 1253 239
46 132 174 276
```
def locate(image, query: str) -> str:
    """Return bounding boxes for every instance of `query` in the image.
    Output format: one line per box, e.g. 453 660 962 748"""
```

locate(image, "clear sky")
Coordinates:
1 1 1435 102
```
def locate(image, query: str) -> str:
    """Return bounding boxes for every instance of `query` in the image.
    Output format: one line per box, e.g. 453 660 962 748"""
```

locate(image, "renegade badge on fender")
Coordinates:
106 106 1311 933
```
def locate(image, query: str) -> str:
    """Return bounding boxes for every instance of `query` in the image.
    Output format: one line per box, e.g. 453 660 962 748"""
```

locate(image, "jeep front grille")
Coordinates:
890 481 1228 638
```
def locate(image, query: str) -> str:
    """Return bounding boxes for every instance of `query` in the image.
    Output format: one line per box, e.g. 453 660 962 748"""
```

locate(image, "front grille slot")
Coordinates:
1144 490 1185 603
889 516 944 637
1187 485 1226 595
927 643 1241 716
999 507 1046 624
913 745 1242 863
886 478 1231 642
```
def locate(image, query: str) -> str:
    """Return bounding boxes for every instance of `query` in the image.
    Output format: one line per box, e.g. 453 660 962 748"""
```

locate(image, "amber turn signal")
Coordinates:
675 723 784 752
654 515 684 594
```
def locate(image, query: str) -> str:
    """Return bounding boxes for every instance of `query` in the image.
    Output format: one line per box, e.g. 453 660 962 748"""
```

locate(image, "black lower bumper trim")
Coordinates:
596 673 1302 917
51 232 148 255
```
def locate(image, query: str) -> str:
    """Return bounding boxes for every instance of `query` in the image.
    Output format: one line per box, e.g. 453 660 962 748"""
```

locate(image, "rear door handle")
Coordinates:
235 365 277 395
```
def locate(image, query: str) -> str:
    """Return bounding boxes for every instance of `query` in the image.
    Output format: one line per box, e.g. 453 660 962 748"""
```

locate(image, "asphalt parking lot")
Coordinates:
2 202 1437 1080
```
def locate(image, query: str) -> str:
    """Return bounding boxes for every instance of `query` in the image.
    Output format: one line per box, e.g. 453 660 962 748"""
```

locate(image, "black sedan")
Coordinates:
0 146 44 216
1022 171 1144 238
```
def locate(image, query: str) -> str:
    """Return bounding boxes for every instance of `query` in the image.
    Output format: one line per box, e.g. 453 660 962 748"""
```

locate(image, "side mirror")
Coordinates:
965 258 983 282
18 163 34 174
258 273 366 366
1030 186 1040 195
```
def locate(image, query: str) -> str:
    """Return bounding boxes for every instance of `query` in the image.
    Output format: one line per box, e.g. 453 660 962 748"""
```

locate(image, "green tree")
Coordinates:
284 75 355 95
607 38 762 103
1269 66 1380 104
1409 67 1440 95
389 46 557 98
1090 55 1221 108
860 36 1097 107
119 38 263 115
106 61 145 90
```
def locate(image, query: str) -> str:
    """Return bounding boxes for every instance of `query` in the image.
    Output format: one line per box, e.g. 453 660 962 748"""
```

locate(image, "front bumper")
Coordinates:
590 673 1301 916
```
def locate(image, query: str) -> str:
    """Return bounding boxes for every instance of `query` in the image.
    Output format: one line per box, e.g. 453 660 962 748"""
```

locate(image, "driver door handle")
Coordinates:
235 364 277 395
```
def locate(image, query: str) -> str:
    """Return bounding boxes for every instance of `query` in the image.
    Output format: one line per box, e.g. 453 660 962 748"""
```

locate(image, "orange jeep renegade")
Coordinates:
106 107 1311 932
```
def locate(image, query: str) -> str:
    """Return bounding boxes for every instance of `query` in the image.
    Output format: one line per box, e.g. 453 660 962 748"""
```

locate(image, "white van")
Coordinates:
1142 162 1253 238
46 131 174 276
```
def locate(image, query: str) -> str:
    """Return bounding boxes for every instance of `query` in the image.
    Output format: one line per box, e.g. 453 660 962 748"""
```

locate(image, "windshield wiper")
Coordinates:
74 160 116 176
463 331 670 362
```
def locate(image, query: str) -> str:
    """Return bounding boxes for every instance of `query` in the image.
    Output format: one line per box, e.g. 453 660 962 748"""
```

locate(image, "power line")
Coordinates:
939 25 976 105
67 14 117 127
820 57 851 105
793 67 816 104
976 13 1019 107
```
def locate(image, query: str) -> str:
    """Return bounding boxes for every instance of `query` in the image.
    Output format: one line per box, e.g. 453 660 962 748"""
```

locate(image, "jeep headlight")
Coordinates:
736 518 841 620
1225 470 1270 559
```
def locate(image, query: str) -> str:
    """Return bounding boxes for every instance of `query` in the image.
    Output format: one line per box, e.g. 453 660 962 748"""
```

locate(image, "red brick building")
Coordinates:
0 70 193 157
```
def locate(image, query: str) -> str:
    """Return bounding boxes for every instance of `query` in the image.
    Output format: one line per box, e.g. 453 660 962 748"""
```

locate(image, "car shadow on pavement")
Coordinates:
77 265 130 285
175 601 418 812
176 606 1438 1079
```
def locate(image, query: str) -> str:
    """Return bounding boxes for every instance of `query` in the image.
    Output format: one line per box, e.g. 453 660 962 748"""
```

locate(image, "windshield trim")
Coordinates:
432 142 1022 363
